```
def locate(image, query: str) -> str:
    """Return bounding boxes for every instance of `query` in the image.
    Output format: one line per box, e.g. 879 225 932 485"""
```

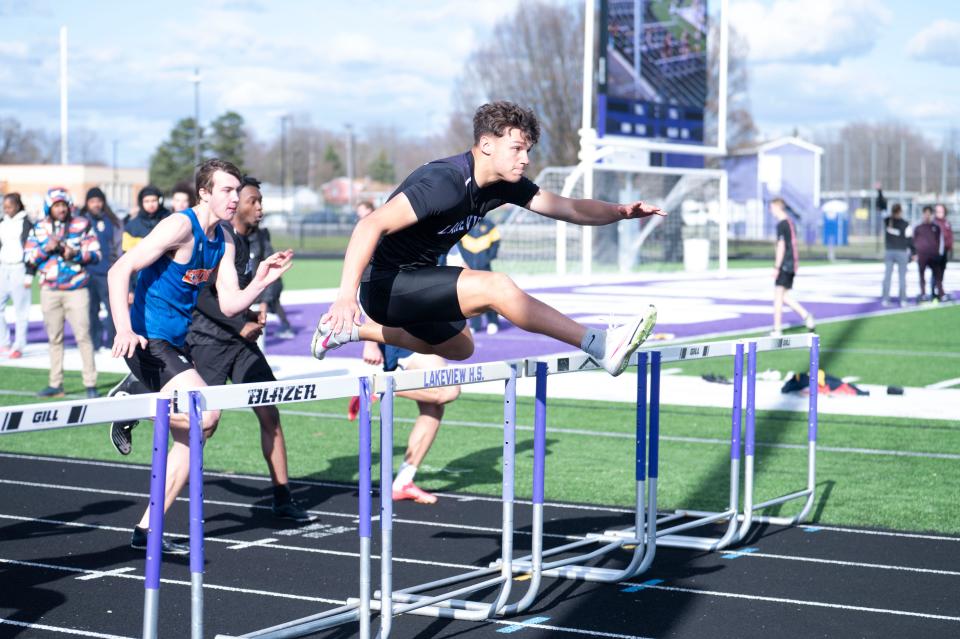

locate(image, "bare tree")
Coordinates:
447 1 585 170
0 117 56 164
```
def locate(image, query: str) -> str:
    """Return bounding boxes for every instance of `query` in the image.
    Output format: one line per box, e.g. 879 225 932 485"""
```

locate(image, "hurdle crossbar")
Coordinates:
0 392 169 435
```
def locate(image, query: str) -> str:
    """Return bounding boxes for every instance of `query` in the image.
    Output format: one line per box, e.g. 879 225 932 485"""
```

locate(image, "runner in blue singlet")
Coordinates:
107 159 293 553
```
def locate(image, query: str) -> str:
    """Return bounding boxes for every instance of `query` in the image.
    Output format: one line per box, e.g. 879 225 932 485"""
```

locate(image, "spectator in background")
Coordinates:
458 216 501 334
913 205 943 303
122 185 169 252
932 204 953 301
170 181 196 214
80 187 122 350
248 220 294 339
881 203 912 307
24 188 101 398
770 198 815 336
0 193 35 358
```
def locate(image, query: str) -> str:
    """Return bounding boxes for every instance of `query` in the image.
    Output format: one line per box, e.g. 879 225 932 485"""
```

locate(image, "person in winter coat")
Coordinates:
80 187 122 350
0 193 35 358
24 187 101 398
932 204 953 301
912 206 943 303
881 203 912 306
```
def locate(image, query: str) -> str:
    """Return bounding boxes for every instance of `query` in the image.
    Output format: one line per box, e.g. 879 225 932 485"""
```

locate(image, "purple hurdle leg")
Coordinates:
189 391 205 639
358 378 373 639
142 397 170 639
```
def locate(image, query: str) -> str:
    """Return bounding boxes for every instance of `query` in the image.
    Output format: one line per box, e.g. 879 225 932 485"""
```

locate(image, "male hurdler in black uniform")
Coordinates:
313 101 663 376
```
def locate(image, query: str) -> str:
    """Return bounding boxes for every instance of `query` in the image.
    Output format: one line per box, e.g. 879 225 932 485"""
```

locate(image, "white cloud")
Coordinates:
906 19 960 67
730 0 892 64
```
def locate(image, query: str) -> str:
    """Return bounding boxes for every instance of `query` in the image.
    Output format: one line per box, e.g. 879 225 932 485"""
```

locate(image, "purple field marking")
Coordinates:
188 392 204 576
358 378 372 539
731 343 744 461
144 398 170 591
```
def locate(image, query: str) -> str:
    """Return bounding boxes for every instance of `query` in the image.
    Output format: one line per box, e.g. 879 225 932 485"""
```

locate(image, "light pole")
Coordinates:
190 67 201 168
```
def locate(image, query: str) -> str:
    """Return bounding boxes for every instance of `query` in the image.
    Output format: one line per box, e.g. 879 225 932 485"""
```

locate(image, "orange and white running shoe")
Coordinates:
392 482 438 504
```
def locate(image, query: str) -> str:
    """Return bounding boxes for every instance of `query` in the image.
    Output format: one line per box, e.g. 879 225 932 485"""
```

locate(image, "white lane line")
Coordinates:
800 524 960 543
0 618 134 638
927 377 960 390
0 557 343 605
620 580 960 623
3 459 959 543
0 513 472 570
491 617 651 638
76 566 137 581
0 557 650 639
226 537 277 550
720 550 960 577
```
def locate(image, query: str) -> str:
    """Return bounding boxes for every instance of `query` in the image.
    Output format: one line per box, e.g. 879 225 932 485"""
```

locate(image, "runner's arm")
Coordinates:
215 230 294 316
526 189 663 225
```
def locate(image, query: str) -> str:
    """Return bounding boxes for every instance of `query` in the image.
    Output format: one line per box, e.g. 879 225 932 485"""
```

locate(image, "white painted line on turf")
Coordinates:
226 537 277 550
76 566 137 581
0 617 134 638
619 580 960 623
927 377 960 390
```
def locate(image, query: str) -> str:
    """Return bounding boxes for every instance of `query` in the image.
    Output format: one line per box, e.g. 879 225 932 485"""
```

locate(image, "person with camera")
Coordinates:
24 187 102 398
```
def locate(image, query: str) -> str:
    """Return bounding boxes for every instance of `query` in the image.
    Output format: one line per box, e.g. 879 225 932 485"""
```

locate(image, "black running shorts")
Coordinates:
775 270 795 289
359 266 467 345
125 339 195 392
190 340 276 387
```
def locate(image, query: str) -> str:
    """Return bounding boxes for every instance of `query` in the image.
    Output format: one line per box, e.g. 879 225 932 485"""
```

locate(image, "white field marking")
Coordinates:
927 377 960 390
0 557 343 605
0 477 579 541
0 512 472 571
719 550 960 577
0 617 133 639
0 452 638 514
281 410 960 461
226 537 277 550
76 566 136 581
0 557 654 639
800 524 960 543
620 580 960 623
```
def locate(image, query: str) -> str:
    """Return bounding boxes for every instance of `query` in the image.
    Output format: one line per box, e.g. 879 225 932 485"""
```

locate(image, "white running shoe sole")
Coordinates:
602 306 658 376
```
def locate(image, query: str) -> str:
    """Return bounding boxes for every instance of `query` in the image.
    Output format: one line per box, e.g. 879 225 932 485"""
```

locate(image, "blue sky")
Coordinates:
1 0 958 168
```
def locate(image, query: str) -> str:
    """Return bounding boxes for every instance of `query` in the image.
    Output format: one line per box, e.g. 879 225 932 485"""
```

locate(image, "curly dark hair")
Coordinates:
473 101 540 146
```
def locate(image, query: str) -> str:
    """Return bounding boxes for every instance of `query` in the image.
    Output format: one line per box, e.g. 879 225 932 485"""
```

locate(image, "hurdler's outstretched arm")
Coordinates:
527 189 664 225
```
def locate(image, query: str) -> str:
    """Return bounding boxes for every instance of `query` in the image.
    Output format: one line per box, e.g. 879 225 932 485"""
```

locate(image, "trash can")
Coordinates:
683 238 710 272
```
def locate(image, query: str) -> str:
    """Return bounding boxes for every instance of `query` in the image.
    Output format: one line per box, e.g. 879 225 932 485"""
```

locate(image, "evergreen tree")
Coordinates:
149 117 205 193
367 149 396 184
324 144 344 175
209 111 246 168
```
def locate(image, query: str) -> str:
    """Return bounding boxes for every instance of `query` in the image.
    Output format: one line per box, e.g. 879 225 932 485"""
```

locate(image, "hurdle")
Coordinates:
655 334 820 550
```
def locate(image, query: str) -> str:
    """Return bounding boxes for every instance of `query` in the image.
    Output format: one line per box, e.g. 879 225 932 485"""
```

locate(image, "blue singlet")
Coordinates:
130 208 226 347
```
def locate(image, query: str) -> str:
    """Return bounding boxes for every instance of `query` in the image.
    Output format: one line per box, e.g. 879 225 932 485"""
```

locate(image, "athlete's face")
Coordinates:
201 171 241 221
49 201 69 222
171 192 191 212
3 199 16 217
934 204 946 220
86 197 104 215
487 128 532 183
237 187 263 227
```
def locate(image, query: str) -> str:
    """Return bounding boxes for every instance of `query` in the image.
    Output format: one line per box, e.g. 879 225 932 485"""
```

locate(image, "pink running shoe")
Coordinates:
392 482 438 504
